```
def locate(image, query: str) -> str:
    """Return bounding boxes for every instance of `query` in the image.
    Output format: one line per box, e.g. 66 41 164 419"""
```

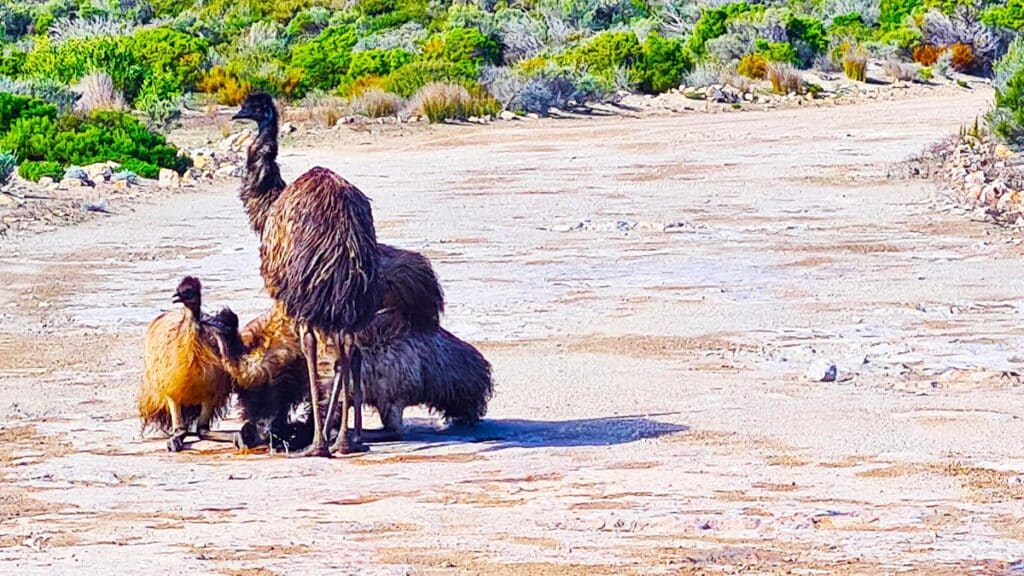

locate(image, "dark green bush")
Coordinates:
290 24 359 95
1 108 188 176
687 2 759 57
18 160 63 182
0 92 57 133
786 14 827 55
120 158 161 179
632 33 693 93
423 28 502 70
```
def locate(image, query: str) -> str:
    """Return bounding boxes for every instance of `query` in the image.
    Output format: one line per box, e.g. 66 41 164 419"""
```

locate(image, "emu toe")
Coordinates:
332 433 369 455
288 442 331 458
166 436 185 453
233 421 264 450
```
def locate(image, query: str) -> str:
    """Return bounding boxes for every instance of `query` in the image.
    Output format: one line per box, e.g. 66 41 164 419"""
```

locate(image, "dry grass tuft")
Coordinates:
72 72 125 113
406 82 499 123
348 88 404 118
301 92 348 128
767 62 803 95
884 59 917 82
843 44 868 82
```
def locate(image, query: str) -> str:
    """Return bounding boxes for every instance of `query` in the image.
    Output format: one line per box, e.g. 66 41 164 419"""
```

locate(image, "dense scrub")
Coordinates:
0 92 187 181
0 0 1019 125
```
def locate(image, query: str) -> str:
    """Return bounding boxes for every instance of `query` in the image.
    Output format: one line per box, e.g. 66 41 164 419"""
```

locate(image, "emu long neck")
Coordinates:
241 117 286 234
185 298 201 321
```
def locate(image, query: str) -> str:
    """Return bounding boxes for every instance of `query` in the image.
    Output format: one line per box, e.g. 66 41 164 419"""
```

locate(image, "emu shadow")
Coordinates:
397 412 688 452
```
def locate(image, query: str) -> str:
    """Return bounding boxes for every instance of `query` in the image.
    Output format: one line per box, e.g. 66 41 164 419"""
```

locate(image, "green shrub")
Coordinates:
981 0 1024 31
422 27 502 71
341 48 416 91
120 158 161 179
756 40 799 64
738 53 769 78
879 0 924 30
786 14 827 56
0 92 57 133
560 31 642 80
290 24 359 95
17 160 63 182
385 60 476 98
1 109 188 176
688 2 759 57
988 38 1024 145
631 33 693 93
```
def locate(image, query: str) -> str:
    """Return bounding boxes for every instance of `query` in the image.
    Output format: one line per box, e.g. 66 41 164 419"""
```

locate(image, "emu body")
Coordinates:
137 277 232 452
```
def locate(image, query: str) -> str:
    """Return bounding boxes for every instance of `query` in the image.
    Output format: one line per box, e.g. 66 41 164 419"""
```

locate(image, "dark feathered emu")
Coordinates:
138 277 234 452
234 91 384 456
354 310 493 439
207 305 317 451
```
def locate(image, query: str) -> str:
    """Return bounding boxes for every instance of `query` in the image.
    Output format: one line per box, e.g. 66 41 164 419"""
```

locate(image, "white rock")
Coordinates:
158 168 179 188
281 122 297 134
499 110 517 121
805 359 838 382
38 177 54 186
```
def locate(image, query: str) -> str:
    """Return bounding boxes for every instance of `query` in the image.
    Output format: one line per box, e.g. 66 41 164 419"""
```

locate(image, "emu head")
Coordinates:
172 276 202 317
232 91 277 129
206 307 244 360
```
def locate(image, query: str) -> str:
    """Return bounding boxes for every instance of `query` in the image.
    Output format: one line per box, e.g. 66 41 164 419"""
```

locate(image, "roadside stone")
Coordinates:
805 359 838 382
158 168 180 188
38 177 54 187
499 110 517 121
996 144 1015 159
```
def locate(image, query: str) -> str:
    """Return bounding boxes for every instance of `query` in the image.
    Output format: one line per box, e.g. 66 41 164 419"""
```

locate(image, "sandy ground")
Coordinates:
3 88 1024 575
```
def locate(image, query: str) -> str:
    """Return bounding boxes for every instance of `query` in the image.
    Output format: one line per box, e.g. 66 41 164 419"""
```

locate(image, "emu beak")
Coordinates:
232 108 254 121
171 292 183 304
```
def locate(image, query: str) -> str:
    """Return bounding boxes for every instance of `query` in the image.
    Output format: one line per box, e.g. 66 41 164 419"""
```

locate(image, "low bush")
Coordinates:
767 61 803 94
738 53 769 78
349 87 404 117
0 92 57 133
879 0 924 31
756 40 799 64
73 72 126 113
884 58 917 80
913 43 943 65
289 24 359 95
385 60 476 98
406 82 499 122
0 106 188 177
120 158 161 179
688 2 759 57
632 33 693 93
300 92 347 127
559 31 642 80
17 159 63 182
198 66 252 106
988 38 1024 145
843 44 868 81
950 42 974 72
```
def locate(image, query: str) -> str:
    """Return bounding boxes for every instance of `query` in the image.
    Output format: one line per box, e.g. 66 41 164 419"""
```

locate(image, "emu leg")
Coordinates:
233 421 265 450
360 403 404 443
166 398 187 453
331 331 368 454
196 400 235 443
291 327 330 458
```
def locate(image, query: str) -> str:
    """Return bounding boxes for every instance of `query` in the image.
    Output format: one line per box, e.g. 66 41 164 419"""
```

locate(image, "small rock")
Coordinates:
38 177 54 186
158 168 180 188
526 113 540 120
83 162 112 183
805 359 838 382
281 122 297 134
192 154 212 171
995 144 1015 159
499 110 517 121
83 199 113 214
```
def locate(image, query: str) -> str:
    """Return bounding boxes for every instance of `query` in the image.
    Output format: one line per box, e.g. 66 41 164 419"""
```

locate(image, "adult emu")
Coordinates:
234 92 383 456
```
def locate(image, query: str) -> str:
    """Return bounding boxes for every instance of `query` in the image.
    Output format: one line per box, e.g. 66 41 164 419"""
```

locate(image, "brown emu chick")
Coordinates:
234 92 384 456
208 303 317 451
137 277 233 452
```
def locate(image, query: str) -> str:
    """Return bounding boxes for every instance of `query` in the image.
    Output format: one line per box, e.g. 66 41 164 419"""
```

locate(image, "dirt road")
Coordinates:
3 89 1024 575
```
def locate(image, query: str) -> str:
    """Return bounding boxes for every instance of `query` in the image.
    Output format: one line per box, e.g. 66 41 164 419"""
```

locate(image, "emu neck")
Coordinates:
241 117 286 234
184 299 201 322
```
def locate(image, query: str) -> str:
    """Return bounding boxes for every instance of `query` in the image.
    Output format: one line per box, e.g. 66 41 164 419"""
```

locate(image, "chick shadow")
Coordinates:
395 412 689 452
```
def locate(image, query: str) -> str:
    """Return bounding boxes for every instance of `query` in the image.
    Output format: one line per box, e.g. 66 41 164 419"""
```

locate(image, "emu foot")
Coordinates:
288 441 331 458
166 430 187 453
331 432 369 455
232 422 265 450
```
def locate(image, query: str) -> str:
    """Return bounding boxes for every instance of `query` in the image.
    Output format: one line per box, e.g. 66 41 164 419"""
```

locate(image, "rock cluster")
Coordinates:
912 136 1024 224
